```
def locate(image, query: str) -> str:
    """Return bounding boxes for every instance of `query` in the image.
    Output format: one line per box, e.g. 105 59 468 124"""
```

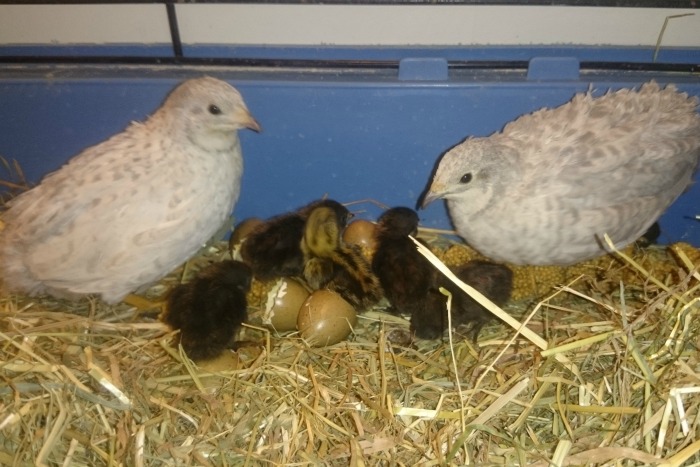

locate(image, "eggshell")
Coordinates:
297 290 357 347
229 217 263 257
262 278 310 332
342 219 377 249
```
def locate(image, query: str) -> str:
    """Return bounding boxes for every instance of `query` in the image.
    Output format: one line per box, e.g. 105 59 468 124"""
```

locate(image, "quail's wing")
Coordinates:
520 117 699 210
515 84 700 205
22 140 236 290
3 134 132 242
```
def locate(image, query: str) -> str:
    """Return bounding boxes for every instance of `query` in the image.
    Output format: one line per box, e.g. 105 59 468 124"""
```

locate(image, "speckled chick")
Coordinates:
422 82 700 265
162 260 252 360
302 206 382 311
240 199 350 280
371 207 437 333
0 77 260 303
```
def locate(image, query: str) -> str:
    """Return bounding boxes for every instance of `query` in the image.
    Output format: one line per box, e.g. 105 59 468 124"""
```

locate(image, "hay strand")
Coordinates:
1 206 699 464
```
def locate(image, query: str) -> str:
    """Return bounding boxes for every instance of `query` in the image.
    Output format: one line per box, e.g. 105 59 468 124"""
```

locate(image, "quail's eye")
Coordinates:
460 173 473 184
208 104 222 115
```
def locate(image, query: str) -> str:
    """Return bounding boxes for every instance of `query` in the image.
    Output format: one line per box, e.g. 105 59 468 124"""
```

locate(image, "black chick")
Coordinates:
635 221 661 248
371 207 438 333
302 206 382 311
240 199 351 280
417 260 513 340
161 260 252 360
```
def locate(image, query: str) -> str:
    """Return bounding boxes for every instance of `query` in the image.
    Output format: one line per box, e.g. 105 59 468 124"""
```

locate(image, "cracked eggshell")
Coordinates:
297 290 357 347
262 278 310 332
229 217 263 259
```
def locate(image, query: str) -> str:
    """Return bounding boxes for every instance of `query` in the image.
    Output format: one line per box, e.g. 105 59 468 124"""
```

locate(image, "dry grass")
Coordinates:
1 236 699 466
2 158 699 465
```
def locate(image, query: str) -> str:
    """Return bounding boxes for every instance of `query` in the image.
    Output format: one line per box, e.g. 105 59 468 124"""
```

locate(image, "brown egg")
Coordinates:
261 278 310 332
297 290 357 347
342 219 378 261
342 219 377 248
229 217 264 256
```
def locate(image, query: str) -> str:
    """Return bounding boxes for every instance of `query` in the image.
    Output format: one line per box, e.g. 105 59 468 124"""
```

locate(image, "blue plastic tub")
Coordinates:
1 45 698 245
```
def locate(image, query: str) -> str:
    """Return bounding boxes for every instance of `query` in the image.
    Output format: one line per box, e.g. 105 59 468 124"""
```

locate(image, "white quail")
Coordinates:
0 76 260 303
422 82 700 265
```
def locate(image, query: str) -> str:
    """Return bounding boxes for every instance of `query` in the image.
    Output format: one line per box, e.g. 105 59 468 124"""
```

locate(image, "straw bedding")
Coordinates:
1 165 699 465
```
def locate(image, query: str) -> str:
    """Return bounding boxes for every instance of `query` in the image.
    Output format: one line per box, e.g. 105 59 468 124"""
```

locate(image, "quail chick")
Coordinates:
440 260 513 340
301 205 340 289
371 207 437 331
240 199 350 279
635 222 661 248
422 82 700 265
302 206 381 311
162 260 252 360
0 77 260 303
410 260 513 340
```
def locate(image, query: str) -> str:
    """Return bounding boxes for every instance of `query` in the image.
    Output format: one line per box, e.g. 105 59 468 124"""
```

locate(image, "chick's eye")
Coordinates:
460 173 473 184
208 104 222 115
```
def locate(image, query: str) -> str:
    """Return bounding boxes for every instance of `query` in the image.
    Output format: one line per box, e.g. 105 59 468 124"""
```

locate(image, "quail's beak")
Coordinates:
237 108 262 133
419 183 445 209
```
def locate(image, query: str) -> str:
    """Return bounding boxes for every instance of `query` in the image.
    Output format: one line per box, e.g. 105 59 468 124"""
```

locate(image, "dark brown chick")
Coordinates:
302 206 382 311
423 260 514 341
161 260 252 360
239 199 350 280
371 207 438 338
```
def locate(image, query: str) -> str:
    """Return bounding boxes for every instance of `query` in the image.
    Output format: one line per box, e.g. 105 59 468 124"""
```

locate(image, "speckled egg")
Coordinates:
229 217 264 258
342 219 377 260
297 290 357 347
343 219 376 247
261 277 310 332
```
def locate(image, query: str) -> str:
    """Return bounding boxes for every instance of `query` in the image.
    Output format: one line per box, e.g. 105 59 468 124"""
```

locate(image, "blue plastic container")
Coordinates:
1 45 698 246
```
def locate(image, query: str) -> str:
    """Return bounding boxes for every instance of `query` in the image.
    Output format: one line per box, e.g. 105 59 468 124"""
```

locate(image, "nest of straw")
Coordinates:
2 237 699 466
1 159 699 465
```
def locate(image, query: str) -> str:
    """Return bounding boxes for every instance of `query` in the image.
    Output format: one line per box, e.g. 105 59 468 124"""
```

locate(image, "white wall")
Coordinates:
0 4 698 47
